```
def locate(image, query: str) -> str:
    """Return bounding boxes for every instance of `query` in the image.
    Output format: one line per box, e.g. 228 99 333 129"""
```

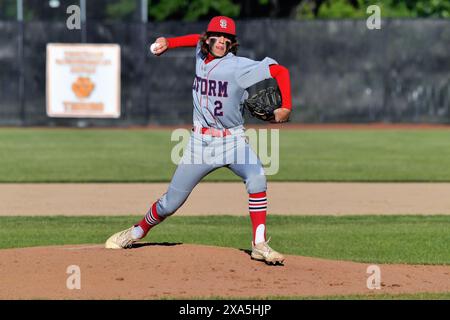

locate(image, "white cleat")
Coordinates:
105 227 138 249
251 238 285 265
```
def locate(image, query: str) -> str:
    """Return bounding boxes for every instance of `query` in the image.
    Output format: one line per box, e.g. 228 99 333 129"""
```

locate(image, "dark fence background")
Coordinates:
0 18 449 126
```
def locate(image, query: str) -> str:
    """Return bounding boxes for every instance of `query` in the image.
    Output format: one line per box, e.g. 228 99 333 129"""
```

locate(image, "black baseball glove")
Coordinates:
243 86 282 121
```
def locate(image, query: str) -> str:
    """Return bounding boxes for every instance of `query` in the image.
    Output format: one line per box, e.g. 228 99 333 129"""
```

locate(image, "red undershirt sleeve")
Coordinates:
166 34 201 48
269 64 292 110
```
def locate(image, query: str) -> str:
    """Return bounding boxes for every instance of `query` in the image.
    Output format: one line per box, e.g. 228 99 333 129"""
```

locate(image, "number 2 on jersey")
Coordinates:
214 100 223 116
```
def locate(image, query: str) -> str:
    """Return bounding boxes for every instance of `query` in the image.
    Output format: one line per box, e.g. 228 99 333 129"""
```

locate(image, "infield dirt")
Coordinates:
0 243 449 299
1 182 450 216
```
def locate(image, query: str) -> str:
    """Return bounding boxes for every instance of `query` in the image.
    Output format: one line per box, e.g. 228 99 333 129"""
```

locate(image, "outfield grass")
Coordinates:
1 215 449 265
1 128 450 182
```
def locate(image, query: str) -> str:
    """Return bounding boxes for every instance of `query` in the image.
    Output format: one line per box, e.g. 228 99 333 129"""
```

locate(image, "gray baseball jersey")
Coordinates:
192 41 277 129
153 41 274 219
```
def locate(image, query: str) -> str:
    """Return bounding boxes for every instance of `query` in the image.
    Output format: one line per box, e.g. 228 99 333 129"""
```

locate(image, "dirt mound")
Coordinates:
0 243 449 299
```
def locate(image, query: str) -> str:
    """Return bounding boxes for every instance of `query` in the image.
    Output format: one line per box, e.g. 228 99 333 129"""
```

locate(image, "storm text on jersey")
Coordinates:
192 75 228 98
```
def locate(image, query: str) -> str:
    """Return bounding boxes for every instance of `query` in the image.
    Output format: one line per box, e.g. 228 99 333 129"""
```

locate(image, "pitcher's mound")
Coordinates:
1 243 449 299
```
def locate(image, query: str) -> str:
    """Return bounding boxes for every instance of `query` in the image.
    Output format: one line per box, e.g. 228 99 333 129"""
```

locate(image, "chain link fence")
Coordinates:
0 0 449 126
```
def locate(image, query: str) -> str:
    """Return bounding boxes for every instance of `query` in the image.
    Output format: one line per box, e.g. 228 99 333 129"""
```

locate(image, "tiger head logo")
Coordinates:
72 77 95 99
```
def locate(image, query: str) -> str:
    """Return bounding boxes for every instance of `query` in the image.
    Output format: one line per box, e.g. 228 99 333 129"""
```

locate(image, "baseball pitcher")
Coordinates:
106 16 293 265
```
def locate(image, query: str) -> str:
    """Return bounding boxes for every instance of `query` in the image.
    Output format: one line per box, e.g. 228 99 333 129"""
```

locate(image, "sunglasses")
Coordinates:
208 32 235 44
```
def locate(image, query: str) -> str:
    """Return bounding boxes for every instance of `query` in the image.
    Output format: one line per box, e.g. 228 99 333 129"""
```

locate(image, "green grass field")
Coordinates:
1 128 450 182
2 128 450 299
1 215 449 265
2 214 450 299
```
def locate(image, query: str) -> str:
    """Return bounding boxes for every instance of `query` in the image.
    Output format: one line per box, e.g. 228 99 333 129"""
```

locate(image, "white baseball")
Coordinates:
150 43 160 54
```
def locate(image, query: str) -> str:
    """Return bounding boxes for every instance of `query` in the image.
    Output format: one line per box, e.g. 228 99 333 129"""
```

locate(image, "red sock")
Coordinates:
136 202 164 237
249 191 267 245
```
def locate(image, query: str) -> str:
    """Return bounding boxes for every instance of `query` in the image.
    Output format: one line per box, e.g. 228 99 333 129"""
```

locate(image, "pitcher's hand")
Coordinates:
273 108 291 123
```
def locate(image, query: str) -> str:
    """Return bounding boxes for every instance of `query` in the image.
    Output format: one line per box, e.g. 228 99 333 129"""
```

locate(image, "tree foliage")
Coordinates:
106 0 138 20
1 0 449 21
302 0 450 19
148 0 240 21
144 0 450 21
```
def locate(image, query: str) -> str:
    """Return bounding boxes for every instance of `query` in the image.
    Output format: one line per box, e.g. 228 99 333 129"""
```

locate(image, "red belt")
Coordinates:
193 126 232 137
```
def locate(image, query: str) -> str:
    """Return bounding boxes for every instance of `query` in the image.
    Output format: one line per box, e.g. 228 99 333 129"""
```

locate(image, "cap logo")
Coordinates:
220 19 227 29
